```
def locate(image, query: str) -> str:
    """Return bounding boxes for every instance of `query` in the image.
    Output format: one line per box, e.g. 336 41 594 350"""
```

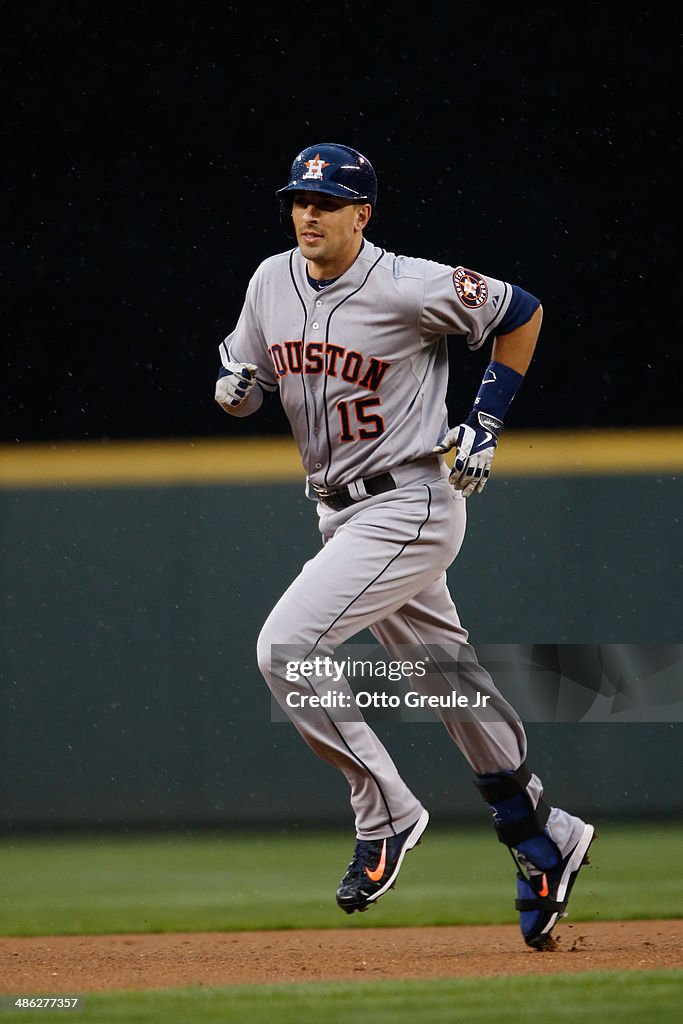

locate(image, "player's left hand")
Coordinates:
433 413 503 496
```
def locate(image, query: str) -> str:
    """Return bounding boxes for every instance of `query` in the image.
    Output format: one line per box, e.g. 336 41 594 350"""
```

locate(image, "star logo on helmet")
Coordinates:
303 154 331 180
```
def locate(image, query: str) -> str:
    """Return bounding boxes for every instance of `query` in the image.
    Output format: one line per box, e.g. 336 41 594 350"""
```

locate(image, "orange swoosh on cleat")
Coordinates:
538 873 549 898
365 840 387 882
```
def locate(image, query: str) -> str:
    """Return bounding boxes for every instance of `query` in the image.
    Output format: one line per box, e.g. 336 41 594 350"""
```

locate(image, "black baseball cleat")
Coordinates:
514 822 596 950
336 809 430 914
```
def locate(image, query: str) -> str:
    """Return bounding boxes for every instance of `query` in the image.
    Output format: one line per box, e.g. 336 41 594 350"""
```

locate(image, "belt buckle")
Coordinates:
312 485 340 509
313 485 335 502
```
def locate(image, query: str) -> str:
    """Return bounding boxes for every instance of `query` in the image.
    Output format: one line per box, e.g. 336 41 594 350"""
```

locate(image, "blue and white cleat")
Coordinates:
513 822 596 949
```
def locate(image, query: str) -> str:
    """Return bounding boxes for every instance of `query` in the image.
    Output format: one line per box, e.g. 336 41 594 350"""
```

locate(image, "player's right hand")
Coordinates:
215 362 258 410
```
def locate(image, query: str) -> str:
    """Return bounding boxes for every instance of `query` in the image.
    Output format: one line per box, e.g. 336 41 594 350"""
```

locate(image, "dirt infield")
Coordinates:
1 920 682 992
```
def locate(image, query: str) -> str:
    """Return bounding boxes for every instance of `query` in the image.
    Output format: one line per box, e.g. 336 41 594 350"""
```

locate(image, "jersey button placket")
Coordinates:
305 306 326 475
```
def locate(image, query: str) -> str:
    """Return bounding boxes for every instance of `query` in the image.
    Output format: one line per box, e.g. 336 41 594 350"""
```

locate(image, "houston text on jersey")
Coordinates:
268 340 391 391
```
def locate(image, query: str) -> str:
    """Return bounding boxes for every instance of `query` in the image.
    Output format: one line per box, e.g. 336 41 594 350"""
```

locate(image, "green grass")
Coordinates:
0 822 681 937
1 972 682 1024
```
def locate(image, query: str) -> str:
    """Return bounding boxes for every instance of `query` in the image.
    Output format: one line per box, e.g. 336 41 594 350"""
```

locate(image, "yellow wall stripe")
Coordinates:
1 429 682 489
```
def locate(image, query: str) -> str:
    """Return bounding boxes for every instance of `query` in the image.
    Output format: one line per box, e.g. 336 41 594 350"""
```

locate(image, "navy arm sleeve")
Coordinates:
496 285 540 334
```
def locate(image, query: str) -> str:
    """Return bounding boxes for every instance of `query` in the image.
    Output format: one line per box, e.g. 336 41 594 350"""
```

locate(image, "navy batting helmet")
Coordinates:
276 142 377 237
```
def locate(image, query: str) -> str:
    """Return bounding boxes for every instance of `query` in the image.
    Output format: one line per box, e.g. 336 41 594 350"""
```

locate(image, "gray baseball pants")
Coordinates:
256 457 581 852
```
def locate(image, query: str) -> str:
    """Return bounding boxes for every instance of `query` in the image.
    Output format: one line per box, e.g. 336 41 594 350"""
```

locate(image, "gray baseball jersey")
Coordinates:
221 241 513 489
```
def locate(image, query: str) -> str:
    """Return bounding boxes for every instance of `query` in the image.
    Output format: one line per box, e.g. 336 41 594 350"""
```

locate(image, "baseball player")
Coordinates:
215 143 594 949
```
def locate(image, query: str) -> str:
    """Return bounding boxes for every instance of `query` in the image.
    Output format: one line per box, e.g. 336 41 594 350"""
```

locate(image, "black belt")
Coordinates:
312 471 396 511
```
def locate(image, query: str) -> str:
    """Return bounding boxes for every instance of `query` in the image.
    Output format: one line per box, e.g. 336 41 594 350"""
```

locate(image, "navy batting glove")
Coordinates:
433 411 502 496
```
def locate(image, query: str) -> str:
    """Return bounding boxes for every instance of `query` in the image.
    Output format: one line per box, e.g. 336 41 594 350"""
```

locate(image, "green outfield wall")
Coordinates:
1 434 681 828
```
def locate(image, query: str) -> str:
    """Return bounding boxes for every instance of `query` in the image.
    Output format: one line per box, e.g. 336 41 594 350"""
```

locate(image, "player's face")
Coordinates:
291 192 371 279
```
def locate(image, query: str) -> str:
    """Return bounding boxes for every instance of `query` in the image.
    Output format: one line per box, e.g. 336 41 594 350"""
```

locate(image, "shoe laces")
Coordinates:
344 838 382 880
508 846 541 881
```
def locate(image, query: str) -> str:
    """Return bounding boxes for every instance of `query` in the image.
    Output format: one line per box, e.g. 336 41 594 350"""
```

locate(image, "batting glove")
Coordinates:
433 411 503 496
215 362 258 410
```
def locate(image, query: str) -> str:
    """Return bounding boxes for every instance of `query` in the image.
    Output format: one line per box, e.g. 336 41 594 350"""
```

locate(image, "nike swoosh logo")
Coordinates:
482 372 497 384
538 873 549 898
365 840 387 882
479 431 493 446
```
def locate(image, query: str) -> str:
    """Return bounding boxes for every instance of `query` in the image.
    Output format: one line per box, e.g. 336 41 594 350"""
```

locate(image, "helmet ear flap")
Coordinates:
279 196 295 239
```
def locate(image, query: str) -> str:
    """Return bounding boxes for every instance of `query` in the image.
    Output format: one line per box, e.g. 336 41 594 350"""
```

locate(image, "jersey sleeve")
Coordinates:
419 261 515 351
218 269 279 393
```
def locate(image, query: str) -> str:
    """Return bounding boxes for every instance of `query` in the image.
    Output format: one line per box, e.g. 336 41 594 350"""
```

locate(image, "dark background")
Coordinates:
3 1 680 444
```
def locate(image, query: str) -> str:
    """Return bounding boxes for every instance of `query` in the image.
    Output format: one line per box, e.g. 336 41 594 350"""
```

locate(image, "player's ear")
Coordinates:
355 203 372 231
